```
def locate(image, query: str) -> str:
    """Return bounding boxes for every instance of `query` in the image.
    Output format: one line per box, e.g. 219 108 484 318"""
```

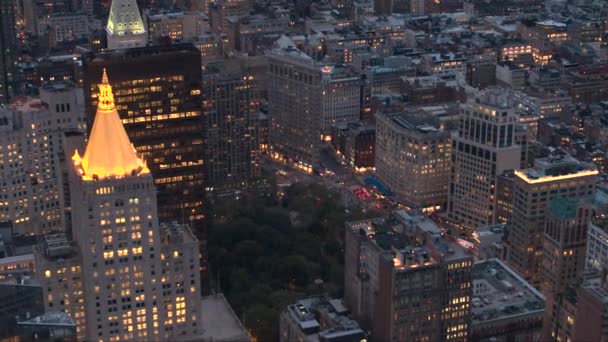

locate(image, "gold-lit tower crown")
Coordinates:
98 68 115 111
73 68 149 180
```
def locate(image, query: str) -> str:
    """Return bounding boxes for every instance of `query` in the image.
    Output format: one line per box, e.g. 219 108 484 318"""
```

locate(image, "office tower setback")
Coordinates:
106 0 148 50
0 0 16 104
36 71 202 341
0 83 85 235
83 44 204 236
202 63 260 193
345 210 472 342
541 197 594 297
375 111 451 210
447 87 521 230
506 156 597 287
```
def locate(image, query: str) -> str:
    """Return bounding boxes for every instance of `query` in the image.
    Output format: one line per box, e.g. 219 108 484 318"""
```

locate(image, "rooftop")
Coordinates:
514 155 598 184
199 294 251 342
381 111 443 136
426 52 467 62
591 215 608 233
537 20 567 28
580 271 608 304
18 311 75 327
402 74 462 88
472 259 545 325
320 65 359 81
160 222 198 246
473 87 516 110
107 0 146 36
284 296 365 340
547 196 592 220
347 210 470 270
39 234 77 260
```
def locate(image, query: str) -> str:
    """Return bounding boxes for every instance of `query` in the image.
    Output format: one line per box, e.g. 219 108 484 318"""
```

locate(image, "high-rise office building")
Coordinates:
106 0 148 51
0 83 85 235
541 197 594 296
0 0 17 104
506 156 597 287
82 44 204 238
36 71 202 341
267 42 322 173
268 39 361 173
345 210 472 342
317 65 360 136
202 62 261 193
375 111 451 210
447 87 521 230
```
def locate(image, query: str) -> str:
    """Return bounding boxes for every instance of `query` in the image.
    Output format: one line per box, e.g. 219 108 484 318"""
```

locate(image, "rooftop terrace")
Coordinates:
472 259 545 325
284 296 365 340
347 210 470 271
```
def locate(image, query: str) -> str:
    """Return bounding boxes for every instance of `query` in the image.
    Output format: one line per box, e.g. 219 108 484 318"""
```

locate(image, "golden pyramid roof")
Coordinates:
74 69 148 180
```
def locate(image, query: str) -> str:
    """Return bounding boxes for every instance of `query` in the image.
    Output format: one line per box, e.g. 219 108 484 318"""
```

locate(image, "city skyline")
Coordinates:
1 0 608 341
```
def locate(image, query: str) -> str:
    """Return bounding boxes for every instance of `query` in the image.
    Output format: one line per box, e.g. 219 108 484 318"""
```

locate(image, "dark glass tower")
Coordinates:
0 0 16 104
202 62 261 193
82 43 205 249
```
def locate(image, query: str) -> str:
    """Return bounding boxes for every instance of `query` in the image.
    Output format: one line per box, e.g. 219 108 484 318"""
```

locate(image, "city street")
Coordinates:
262 144 397 215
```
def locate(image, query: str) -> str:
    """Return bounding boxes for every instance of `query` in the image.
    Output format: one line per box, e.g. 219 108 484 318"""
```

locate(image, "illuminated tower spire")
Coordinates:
73 69 148 179
66 70 202 341
106 0 147 50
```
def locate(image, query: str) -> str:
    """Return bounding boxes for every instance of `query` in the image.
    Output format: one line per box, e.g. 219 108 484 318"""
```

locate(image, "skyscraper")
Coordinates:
267 38 361 173
36 70 202 341
106 0 148 51
202 62 261 193
0 0 17 104
82 44 204 241
506 156 597 287
447 87 521 230
267 42 322 173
